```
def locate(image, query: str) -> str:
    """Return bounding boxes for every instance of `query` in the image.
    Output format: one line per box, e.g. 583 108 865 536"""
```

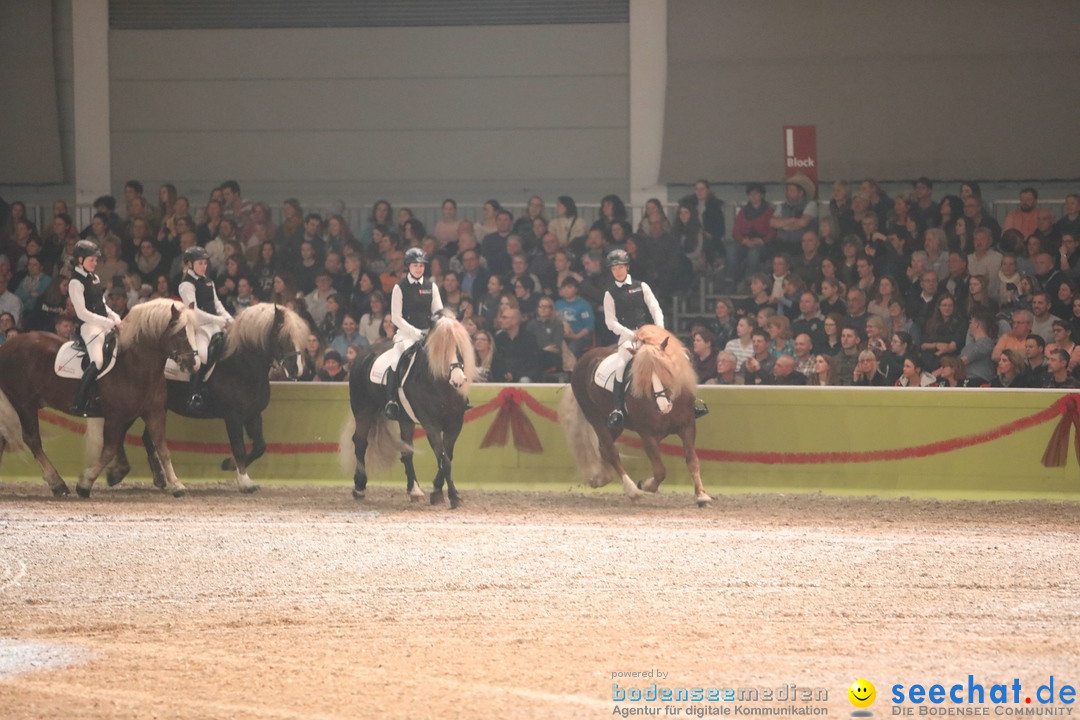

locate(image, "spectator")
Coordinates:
820 313 843 356
549 196 587 249
315 349 348 382
793 333 815 377
682 179 725 267
672 202 706 275
810 353 839 386
274 199 304 252
992 310 1033 362
359 200 392 247
730 182 774 286
792 231 824 290
331 312 365 356
556 276 593 359
134 239 167 286
637 198 671 240
358 291 387 346
1046 319 1079 369
305 272 337 327
220 180 251 226
988 348 1030 388
965 274 999 321
1003 188 1040 239
962 192 1002 245
880 331 911 382
1057 194 1080 241
834 326 863 385
231 276 259 315
766 355 807 385
197 199 224 248
920 295 966 372
491 305 539 383
0 312 15 345
935 355 974 388
473 329 494 382
887 299 919 347
843 287 871 337
996 254 1023 307
706 351 744 385
737 273 775 319
529 232 561 294
1024 333 1049 386
967 227 1004 298
1042 348 1080 389
911 177 941 230
723 316 755 371
457 247 490 302
526 297 564 377
819 277 846 318
943 252 971 309
742 328 775 385
853 349 890 386
765 315 795 357
770 173 817 257
14 256 50 313
690 328 719 383
896 354 937 387
708 297 737 350
829 179 858 239
481 209 514 279
1029 291 1060 342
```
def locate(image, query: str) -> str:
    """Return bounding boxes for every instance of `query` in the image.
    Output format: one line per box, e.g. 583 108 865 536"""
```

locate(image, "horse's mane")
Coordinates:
424 310 476 397
628 325 697 400
118 298 192 350
225 304 308 358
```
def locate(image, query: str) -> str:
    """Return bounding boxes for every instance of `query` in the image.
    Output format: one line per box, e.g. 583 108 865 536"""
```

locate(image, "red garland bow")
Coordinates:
480 387 543 454
1041 394 1080 469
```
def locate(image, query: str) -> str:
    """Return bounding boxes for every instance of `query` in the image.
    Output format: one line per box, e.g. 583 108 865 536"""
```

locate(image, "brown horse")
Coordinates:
0 299 199 498
560 325 713 506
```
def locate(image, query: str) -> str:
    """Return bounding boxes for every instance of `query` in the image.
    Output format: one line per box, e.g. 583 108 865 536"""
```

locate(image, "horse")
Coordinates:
0 299 199 498
341 310 475 509
104 303 308 493
560 325 713 506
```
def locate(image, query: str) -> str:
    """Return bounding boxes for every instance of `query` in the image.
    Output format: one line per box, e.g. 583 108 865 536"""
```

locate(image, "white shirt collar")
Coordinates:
616 274 633 287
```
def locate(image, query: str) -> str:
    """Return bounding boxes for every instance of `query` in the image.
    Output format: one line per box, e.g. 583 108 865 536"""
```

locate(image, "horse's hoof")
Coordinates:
75 485 91 499
106 473 124 487
449 495 461 510
696 495 713 508
52 484 70 497
171 489 186 498
352 489 365 501
430 491 444 506
153 477 167 490
239 484 259 494
409 493 421 503
221 457 236 471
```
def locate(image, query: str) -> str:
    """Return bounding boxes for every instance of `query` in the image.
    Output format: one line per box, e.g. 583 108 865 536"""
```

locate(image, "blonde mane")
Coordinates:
628 325 697 400
225 304 308 358
424 311 477 397
118 298 192 350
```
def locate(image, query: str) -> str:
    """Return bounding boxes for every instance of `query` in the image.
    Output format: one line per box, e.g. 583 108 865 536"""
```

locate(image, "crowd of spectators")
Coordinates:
2 176 1079 391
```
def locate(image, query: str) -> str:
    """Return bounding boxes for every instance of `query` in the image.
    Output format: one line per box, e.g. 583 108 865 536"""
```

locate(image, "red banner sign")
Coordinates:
783 125 818 187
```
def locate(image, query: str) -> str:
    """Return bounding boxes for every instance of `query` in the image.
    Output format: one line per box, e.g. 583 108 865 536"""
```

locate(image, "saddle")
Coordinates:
54 331 118 380
593 352 629 393
369 342 420 385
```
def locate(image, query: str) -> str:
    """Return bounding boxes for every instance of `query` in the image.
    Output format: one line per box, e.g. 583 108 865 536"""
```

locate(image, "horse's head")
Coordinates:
166 303 200 374
424 311 477 397
268 305 307 380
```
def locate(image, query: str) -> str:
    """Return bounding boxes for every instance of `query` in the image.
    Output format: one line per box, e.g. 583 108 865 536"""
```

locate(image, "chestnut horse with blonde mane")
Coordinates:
560 325 712 506
0 299 199 498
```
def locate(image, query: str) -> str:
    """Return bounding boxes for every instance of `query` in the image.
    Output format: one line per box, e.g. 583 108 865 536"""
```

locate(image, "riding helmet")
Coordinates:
71 239 102 264
183 246 211 265
606 248 631 268
404 247 428 265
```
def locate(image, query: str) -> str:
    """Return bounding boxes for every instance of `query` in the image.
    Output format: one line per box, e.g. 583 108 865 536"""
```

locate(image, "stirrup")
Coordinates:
384 400 401 421
187 392 206 412
693 400 709 419
606 409 625 431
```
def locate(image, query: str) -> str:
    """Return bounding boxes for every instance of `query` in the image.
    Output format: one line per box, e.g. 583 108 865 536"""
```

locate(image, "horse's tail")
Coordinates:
0 388 26 453
337 412 410 477
558 387 612 487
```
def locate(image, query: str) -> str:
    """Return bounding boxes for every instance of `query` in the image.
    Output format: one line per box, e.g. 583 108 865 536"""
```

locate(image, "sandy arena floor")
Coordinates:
0 481 1077 720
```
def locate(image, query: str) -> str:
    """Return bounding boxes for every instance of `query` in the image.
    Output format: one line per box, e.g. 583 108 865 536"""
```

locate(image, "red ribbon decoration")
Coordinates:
479 387 543 454
1041 394 1080 469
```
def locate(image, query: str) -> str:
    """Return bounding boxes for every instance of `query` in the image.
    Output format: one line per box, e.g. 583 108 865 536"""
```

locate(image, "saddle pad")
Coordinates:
593 353 621 392
54 342 117 380
369 347 396 385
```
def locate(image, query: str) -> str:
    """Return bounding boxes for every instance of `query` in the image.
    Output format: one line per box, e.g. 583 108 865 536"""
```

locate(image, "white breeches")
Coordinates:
194 323 222 365
79 321 111 369
613 339 634 382
389 333 419 370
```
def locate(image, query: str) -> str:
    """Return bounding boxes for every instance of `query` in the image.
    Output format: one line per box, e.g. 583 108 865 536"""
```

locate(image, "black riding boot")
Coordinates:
607 376 627 431
71 363 100 417
187 368 207 411
383 367 401 420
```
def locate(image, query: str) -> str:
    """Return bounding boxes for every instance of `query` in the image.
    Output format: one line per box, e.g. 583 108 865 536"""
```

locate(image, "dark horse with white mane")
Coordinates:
106 303 308 493
0 299 199 497
560 325 713 506
341 311 476 508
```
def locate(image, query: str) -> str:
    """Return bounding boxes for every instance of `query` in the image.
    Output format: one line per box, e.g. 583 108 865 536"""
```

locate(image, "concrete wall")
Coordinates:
107 23 629 207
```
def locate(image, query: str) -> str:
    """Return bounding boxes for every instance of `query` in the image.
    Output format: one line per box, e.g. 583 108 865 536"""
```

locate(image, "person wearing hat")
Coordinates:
730 182 776 287
178 245 233 411
771 173 818 258
602 248 665 431
317 349 348 382
383 247 444 421
68 240 123 416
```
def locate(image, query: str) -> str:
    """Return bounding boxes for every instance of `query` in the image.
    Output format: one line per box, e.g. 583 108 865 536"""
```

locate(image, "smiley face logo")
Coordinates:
848 679 876 708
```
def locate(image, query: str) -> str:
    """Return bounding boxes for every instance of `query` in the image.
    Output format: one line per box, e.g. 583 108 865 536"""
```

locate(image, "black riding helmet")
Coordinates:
183 246 211 265
71 240 102 265
606 248 631 268
404 247 428 265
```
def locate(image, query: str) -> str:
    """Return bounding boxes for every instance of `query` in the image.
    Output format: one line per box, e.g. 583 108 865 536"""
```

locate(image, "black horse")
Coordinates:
106 304 308 492
342 311 476 508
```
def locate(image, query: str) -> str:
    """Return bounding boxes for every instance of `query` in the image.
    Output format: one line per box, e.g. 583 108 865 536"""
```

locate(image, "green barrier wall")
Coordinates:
3 384 1080 500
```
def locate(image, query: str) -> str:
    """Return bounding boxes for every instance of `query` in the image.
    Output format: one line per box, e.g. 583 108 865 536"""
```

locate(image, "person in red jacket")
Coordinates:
729 183 775 288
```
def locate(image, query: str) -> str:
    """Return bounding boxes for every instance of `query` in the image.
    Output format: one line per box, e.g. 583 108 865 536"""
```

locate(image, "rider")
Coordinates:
69 240 122 416
602 248 664 431
383 247 443 421
178 246 233 410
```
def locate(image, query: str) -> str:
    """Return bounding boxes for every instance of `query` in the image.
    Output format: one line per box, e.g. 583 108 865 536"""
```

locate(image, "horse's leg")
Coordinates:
351 413 372 500
426 429 447 507
106 419 136 487
242 414 266 467
595 423 644 500
441 416 464 510
678 421 712 507
76 418 124 498
140 425 169 489
225 414 258 494
398 419 424 501
17 409 68 496
638 435 668 494
143 409 186 498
